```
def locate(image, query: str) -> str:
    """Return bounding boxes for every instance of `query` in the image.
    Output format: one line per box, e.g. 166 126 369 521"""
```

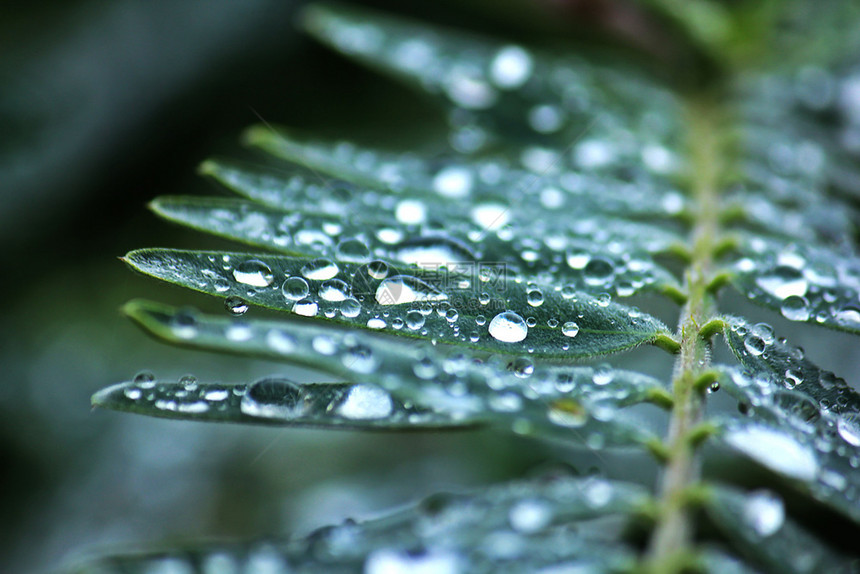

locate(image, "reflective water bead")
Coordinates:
240 378 306 420
225 296 248 316
319 278 350 302
743 490 785 537
376 275 448 305
170 308 199 339
756 265 808 298
282 277 310 301
232 259 274 288
292 298 319 317
433 165 473 198
526 288 544 307
508 499 551 533
780 295 810 321
395 199 427 224
488 311 528 343
562 321 580 338
335 237 371 262
367 260 390 280
340 298 362 318
301 258 339 281
337 384 392 419
490 45 533 89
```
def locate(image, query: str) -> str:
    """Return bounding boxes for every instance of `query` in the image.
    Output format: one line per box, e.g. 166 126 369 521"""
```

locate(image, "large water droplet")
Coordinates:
301 258 339 281
292 298 318 317
282 277 310 301
394 236 475 267
837 413 860 447
756 265 808 298
337 384 392 419
583 257 615 286
240 378 306 420
376 275 448 305
335 237 371 262
395 199 427 224
319 279 350 302
835 306 860 329
406 310 426 330
744 490 785 537
724 424 818 481
233 259 274 287
488 311 528 343
526 288 544 307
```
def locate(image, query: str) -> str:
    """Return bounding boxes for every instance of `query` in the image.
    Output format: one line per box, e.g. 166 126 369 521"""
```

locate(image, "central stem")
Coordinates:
646 95 723 570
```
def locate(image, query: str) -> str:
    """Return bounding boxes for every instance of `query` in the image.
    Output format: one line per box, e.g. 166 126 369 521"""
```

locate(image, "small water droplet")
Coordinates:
744 490 785 537
133 371 156 386
508 499 552 533
395 199 427 224
225 296 248 316
835 306 860 329
233 259 274 287
406 310 425 330
488 311 528 343
583 257 614 285
780 295 810 321
510 357 534 378
837 413 860 447
562 321 580 338
471 203 510 231
340 297 362 318
367 317 386 329
170 308 198 339
743 335 766 356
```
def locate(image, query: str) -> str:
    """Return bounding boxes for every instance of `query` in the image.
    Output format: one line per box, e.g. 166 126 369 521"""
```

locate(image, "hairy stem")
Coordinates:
645 95 724 571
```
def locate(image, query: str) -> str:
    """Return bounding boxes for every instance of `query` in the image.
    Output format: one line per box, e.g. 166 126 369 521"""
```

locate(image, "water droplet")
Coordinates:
488 311 528 343
312 335 337 355
282 277 310 301
266 329 296 353
180 375 198 391
340 297 362 318
835 306 860 329
337 384 392 419
405 310 425 330
593 365 613 386
335 237 371 262
837 413 860 446
133 371 156 386
433 166 473 198
376 275 448 305
548 398 587 427
394 236 475 267
367 317 386 329
367 260 390 280
240 378 306 420
583 257 614 285
226 322 252 341
365 548 461 574
470 203 510 231
232 259 274 287
510 357 534 378
413 356 438 380
319 279 350 302
562 321 580 338
292 298 318 317
508 499 552 533
756 265 808 298
170 308 198 339
123 387 142 400
725 424 818 481
225 296 248 316
343 344 378 374
743 335 766 356
780 295 810 321
490 45 533 89
301 258 339 281
526 288 544 307
395 199 427 224
744 490 785 537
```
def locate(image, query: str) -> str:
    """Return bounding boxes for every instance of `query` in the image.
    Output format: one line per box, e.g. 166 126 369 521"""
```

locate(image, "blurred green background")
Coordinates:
3 1 860 572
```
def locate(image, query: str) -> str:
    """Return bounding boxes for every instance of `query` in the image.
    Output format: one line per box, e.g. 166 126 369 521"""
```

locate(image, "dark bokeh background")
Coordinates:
3 1 860 572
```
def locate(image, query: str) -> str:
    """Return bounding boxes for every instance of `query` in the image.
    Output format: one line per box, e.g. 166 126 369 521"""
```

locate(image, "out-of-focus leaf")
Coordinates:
71 473 647 573
715 367 860 524
300 1 686 173
727 237 860 335
122 300 666 447
704 484 850 573
124 249 670 359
